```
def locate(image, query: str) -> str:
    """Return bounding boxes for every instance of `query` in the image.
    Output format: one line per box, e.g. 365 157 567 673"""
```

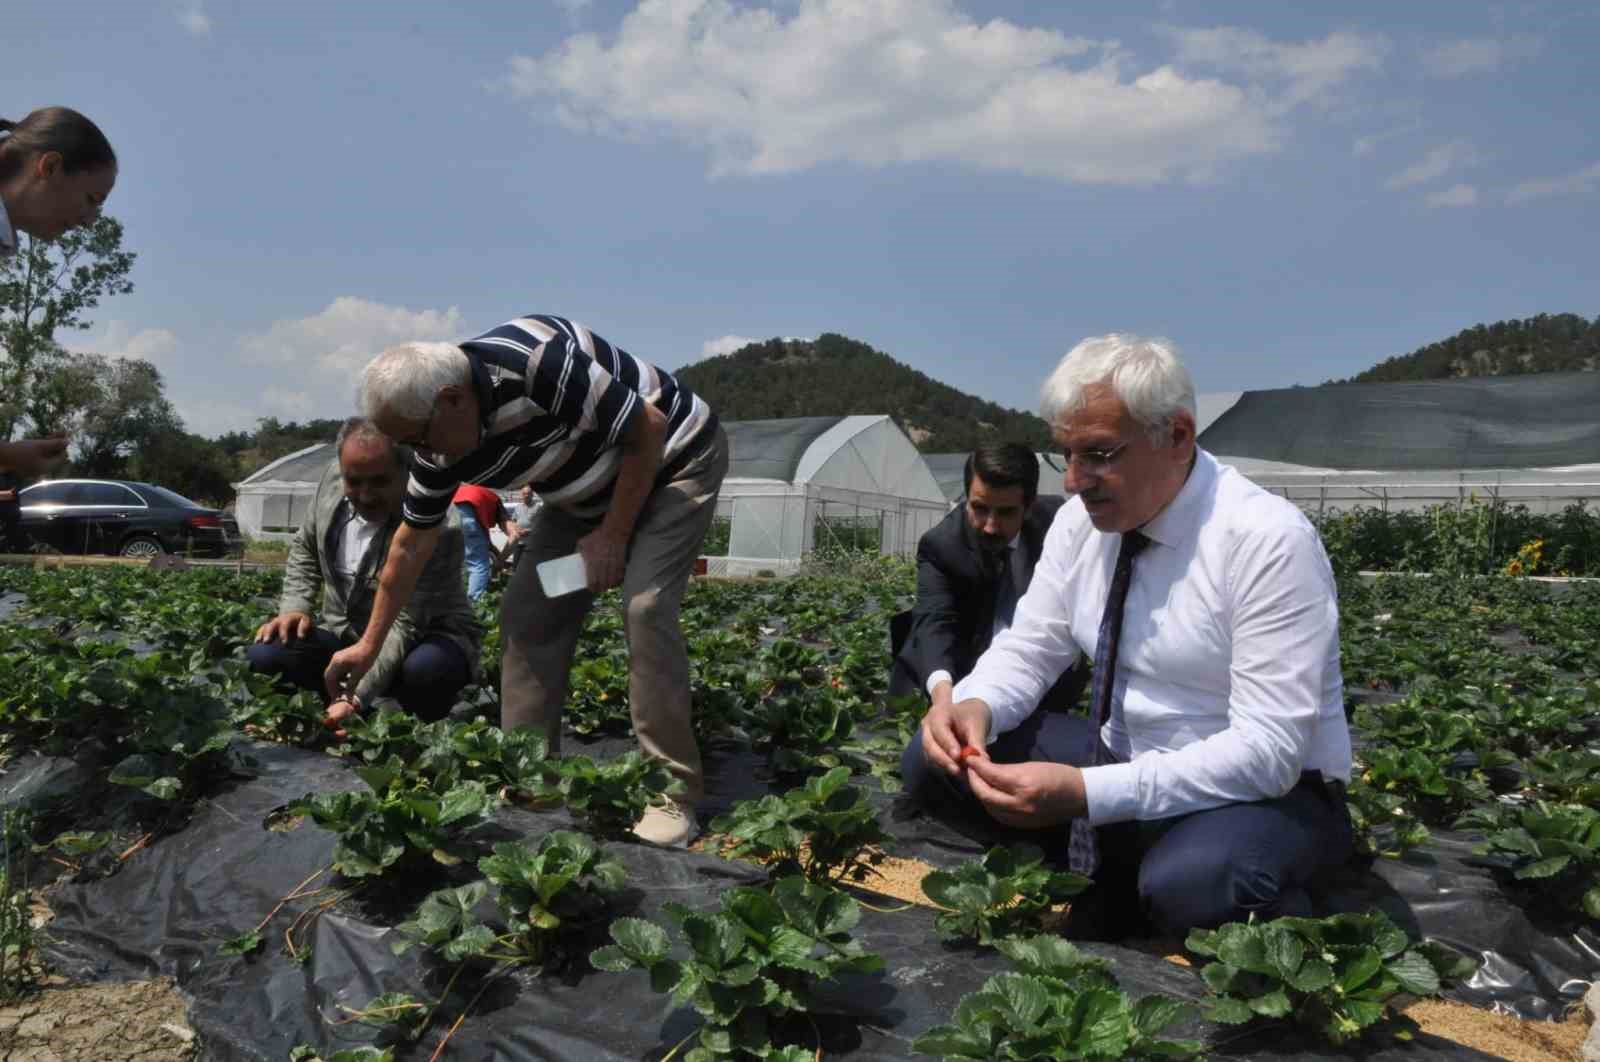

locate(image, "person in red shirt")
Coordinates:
452 484 517 600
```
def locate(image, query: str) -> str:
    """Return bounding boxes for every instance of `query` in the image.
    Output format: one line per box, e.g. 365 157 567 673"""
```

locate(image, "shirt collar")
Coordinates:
1137 448 1216 549
0 198 17 258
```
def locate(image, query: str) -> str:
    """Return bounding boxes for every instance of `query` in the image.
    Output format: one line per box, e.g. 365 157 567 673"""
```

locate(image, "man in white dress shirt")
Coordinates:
905 333 1353 937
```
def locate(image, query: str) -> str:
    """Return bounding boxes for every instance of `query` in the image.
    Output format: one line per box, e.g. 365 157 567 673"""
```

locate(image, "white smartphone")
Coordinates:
536 553 589 597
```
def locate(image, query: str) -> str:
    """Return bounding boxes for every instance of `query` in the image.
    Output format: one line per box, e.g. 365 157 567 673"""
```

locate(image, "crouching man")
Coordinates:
903 334 1352 938
249 417 481 732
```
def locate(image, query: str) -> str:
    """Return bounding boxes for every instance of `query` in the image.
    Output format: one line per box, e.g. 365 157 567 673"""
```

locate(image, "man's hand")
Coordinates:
577 527 627 592
0 437 69 477
964 758 1087 828
325 641 378 701
920 696 992 776
323 697 361 740
255 611 313 644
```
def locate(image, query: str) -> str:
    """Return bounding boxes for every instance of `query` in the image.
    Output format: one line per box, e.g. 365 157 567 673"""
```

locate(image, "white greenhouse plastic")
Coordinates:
232 415 950 574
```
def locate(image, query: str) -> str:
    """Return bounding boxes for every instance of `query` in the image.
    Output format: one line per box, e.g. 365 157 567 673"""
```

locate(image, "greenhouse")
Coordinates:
709 415 948 575
231 442 339 541
923 452 1067 505
232 416 950 573
1199 372 1600 513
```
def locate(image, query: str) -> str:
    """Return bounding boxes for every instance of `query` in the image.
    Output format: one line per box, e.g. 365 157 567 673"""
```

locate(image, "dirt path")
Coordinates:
0 978 196 1062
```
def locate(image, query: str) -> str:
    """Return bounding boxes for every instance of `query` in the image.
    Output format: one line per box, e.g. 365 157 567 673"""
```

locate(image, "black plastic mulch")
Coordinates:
0 740 1523 1061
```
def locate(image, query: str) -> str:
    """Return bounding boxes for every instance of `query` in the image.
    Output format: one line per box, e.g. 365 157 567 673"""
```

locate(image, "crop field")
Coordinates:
0 552 1597 1061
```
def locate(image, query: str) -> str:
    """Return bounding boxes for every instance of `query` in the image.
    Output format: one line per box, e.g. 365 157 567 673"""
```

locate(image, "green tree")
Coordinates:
129 428 238 505
72 356 181 478
0 216 137 439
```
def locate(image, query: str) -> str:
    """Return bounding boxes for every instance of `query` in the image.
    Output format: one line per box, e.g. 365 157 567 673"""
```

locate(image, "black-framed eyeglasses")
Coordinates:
1042 441 1130 476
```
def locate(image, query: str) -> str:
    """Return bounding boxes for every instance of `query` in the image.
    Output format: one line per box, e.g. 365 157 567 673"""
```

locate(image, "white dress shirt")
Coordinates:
926 533 1020 697
336 509 381 580
953 449 1351 826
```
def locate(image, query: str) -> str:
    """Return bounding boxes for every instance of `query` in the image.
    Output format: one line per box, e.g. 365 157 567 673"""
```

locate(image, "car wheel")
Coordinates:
119 536 164 559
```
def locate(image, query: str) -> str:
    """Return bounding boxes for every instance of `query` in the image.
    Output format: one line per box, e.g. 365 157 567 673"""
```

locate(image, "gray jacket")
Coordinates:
278 458 482 702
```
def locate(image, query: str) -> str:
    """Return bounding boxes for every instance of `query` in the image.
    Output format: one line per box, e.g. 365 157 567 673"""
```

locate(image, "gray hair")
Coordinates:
358 341 470 422
335 416 412 469
1039 334 1196 441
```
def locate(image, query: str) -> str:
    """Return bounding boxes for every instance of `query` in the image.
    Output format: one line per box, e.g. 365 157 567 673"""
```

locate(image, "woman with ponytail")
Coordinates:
0 106 117 257
0 107 117 496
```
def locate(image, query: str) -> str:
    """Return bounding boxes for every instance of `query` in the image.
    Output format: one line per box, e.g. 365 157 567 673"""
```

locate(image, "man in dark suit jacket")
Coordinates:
890 442 1087 714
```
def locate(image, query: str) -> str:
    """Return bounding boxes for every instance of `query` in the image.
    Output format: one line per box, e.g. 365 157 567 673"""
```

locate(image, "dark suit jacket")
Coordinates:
890 495 1088 713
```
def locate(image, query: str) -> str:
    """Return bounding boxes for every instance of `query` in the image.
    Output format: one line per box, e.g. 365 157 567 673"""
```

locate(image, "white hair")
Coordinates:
1039 333 1196 441
358 341 470 421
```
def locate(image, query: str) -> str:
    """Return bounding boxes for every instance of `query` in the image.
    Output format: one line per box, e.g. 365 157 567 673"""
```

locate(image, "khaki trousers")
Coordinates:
500 427 728 803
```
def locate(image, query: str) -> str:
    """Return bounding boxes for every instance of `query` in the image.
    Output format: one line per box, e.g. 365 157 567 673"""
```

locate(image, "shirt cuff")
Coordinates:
925 670 953 698
1080 760 1141 826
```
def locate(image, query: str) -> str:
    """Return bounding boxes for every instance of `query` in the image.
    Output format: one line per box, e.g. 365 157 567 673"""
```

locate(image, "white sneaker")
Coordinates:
633 800 699 848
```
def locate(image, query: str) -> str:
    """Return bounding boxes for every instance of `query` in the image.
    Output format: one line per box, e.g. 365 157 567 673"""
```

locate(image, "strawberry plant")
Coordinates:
920 844 1090 945
1456 800 1600 919
1343 780 1430 860
288 767 497 878
553 751 684 839
289 1046 394 1062
1356 746 1490 825
591 876 883 1059
392 881 500 962
565 653 633 736
338 710 554 796
912 933 1201 1060
1185 911 1476 1045
476 831 627 962
395 833 627 968
709 766 889 885
1521 748 1600 805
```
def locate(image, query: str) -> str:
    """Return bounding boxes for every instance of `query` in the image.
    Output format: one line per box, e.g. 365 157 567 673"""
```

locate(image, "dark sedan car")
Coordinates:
17 479 242 558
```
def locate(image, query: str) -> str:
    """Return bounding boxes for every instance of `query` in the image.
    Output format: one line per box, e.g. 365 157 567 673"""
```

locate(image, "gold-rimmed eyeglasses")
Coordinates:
1042 442 1130 476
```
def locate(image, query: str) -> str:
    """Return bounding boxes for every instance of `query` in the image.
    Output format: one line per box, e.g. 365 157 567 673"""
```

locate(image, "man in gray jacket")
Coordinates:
249 417 481 733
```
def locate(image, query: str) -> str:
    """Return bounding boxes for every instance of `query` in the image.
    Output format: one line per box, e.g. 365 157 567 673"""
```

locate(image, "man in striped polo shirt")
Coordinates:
325 314 728 847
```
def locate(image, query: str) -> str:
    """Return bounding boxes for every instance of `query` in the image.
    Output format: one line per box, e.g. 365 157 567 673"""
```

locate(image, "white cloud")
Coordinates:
76 321 181 369
503 2 1386 185
1352 119 1420 157
175 0 211 38
701 334 760 358
1425 183 1477 208
1164 25 1388 108
1421 34 1541 77
1384 141 1477 189
238 296 465 376
1506 160 1600 204
260 387 317 420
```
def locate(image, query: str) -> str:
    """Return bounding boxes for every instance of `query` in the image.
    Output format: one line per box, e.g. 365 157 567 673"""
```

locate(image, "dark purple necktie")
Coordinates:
1068 530 1150 876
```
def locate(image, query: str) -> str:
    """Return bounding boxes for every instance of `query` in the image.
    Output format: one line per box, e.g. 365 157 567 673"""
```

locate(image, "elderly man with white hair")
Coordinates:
326 314 727 847
903 333 1353 938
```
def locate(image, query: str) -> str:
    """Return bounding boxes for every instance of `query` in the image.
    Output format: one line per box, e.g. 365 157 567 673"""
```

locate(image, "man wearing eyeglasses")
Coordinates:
328 315 727 848
889 442 1087 717
903 334 1352 939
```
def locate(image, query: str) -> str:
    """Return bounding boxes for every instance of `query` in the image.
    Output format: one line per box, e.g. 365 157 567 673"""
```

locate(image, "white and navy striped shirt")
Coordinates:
403 314 715 528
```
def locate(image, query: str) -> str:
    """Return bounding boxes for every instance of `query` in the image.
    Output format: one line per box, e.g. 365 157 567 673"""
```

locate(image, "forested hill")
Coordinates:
674 333 1052 453
1341 313 1600 384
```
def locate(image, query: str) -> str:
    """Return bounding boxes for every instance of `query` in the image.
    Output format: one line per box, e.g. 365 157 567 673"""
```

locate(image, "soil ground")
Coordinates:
0 977 196 1062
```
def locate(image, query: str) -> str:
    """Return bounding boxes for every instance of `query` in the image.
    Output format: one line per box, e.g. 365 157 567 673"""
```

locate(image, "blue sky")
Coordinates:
6 1 1597 438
